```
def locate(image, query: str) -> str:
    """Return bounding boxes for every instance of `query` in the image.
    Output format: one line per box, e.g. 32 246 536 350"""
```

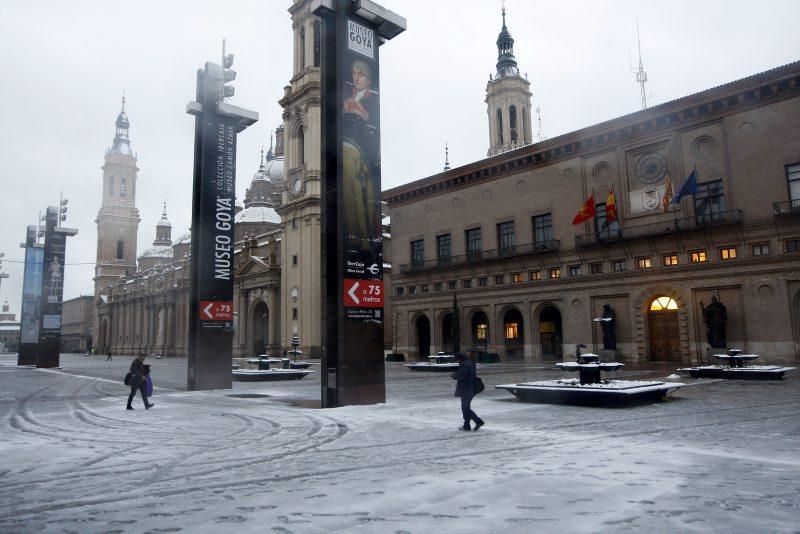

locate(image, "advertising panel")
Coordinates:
20 246 43 344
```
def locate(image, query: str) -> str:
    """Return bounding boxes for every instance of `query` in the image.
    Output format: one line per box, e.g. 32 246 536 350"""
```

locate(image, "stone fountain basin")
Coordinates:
555 362 625 372
677 365 795 380
496 379 685 407
405 363 460 372
232 369 313 381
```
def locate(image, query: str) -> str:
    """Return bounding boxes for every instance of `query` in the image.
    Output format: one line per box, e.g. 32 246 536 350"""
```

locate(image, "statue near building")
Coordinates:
700 295 727 348
601 304 616 350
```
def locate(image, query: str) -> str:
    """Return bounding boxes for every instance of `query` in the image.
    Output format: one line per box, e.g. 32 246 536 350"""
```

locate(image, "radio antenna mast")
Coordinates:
631 20 648 109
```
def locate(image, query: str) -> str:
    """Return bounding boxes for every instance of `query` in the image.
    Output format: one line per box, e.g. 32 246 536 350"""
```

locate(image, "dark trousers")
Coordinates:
127 382 149 408
460 395 482 427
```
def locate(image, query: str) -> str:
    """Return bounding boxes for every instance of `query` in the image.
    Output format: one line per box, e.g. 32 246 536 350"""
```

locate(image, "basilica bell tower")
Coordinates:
276 0 323 357
486 6 533 156
93 96 141 346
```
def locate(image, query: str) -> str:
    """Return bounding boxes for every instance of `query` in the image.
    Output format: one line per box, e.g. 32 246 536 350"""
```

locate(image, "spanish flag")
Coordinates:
662 175 673 213
606 187 618 222
572 194 596 225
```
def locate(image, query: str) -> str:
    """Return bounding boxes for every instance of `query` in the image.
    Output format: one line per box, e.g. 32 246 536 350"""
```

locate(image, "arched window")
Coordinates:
298 125 305 165
509 105 518 143
650 296 678 311
522 107 528 143
108 176 114 196
496 109 504 145
116 240 124 260
299 26 306 70
120 177 126 197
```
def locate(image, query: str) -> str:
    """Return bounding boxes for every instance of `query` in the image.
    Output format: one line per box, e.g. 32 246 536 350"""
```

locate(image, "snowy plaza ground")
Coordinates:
0 353 798 533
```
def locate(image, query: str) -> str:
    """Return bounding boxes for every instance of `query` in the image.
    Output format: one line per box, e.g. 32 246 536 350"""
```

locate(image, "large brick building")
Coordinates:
383 14 800 365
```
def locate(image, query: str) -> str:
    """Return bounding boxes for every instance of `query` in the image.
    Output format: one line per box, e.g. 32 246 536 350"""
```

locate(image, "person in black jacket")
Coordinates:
127 354 154 410
452 352 484 431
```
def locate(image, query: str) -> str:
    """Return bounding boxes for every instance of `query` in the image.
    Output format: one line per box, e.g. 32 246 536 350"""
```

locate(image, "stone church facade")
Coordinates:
384 13 800 365
93 0 391 359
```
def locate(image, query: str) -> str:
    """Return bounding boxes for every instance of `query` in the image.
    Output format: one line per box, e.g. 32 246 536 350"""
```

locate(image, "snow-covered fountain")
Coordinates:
678 348 796 380
232 355 313 382
405 352 460 372
496 346 685 407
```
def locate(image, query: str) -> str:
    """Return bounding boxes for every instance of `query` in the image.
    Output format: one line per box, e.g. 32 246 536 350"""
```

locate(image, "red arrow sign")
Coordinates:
343 279 383 308
199 301 233 320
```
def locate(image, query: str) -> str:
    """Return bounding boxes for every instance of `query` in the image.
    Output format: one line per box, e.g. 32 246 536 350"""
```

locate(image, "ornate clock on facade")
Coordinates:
634 152 668 185
291 177 303 198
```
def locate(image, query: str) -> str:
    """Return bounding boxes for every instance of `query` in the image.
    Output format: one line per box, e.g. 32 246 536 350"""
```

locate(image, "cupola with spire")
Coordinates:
495 5 519 79
485 5 533 156
154 201 172 245
110 94 133 156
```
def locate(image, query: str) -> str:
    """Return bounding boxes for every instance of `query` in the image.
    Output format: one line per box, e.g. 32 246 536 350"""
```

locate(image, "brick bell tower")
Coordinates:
93 95 141 347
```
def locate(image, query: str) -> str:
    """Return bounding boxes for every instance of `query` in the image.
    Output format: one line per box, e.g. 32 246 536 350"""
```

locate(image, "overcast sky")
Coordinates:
0 0 798 316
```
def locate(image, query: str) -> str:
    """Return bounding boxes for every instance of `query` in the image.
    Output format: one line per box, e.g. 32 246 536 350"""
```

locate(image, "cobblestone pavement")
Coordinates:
0 353 798 533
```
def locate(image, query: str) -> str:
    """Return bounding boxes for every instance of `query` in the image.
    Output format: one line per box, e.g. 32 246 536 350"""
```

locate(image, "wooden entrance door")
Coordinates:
648 310 680 361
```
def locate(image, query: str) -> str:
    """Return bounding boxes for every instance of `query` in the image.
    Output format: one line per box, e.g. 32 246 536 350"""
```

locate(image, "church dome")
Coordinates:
116 110 130 129
235 206 281 224
263 157 284 183
173 232 191 245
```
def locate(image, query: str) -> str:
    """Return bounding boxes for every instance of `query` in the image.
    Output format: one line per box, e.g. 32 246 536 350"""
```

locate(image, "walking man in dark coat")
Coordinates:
452 352 484 431
127 354 154 410
106 349 112 361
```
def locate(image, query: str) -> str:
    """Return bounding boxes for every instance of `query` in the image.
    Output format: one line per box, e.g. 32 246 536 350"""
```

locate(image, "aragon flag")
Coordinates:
662 175 674 213
572 194 596 225
606 187 618 222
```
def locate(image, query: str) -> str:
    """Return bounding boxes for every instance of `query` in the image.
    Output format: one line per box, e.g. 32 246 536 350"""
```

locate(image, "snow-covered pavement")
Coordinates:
0 354 798 533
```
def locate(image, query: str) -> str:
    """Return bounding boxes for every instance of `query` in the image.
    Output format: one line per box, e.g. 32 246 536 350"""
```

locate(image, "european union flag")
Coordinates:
672 170 698 204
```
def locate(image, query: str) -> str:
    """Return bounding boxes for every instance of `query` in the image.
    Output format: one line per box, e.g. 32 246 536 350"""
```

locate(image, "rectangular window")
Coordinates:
512 272 524 283
436 234 452 265
411 239 424 269
395 287 404 296
568 265 581 277
476 323 488 341
612 260 626 272
433 282 443 291
595 202 620 240
786 239 800 253
637 257 652 269
532 213 554 246
116 240 124 260
590 262 603 274
120 177 127 197
292 255 298 266
719 247 737 260
751 244 770 256
549 267 561 279
462 279 472 288
465 228 482 259
788 163 800 206
478 276 488 287
448 280 457 290
292 218 297 229
505 322 519 339
292 308 298 320
690 250 708 263
497 221 516 255
494 274 504 285
529 270 542 281
694 180 725 220
421 284 429 293
663 254 679 266
408 286 417 294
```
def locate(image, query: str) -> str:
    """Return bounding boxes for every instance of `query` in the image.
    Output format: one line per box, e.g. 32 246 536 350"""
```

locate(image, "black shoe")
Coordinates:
459 425 471 431
127 406 134 410
145 403 154 409
473 420 484 431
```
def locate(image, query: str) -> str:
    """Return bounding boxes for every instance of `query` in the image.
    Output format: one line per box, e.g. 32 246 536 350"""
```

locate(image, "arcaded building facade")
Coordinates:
384 17 800 365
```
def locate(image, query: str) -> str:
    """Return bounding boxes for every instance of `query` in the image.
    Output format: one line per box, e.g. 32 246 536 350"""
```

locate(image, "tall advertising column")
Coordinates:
18 225 43 365
315 0 405 407
37 206 78 368
186 49 257 390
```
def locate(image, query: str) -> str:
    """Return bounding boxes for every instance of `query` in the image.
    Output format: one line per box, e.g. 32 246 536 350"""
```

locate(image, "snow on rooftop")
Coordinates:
235 206 281 224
